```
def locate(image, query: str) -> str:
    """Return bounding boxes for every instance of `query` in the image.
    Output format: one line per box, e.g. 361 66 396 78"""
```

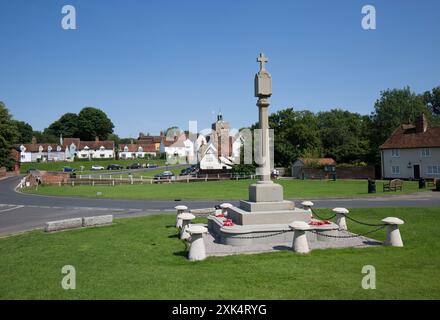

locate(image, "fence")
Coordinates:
42 173 257 187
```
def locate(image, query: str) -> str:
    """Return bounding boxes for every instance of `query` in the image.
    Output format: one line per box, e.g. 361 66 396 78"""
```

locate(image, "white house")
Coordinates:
119 143 157 159
380 114 440 180
161 133 195 163
17 137 116 163
199 144 234 170
18 143 71 163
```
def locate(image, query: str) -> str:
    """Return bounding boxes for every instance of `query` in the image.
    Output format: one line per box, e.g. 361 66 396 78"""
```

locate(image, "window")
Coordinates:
391 149 400 157
391 166 400 175
421 148 431 157
427 165 439 174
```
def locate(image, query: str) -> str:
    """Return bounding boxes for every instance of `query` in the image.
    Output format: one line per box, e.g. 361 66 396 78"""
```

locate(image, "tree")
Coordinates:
370 87 427 147
76 107 114 141
13 120 33 143
45 113 79 138
317 109 371 163
32 130 58 144
423 86 440 124
107 133 121 148
249 108 322 167
0 102 19 169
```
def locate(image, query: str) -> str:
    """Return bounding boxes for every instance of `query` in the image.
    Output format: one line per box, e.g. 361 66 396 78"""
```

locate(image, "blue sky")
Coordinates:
1 0 439 138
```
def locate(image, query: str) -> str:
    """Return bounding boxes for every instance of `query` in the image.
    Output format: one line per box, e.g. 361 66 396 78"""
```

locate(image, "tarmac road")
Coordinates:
1 176 439 236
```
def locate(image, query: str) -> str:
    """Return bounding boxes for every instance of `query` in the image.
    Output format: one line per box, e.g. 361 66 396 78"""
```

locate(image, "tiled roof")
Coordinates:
78 141 115 150
299 158 336 166
380 126 440 149
16 138 115 152
63 138 80 147
17 143 65 152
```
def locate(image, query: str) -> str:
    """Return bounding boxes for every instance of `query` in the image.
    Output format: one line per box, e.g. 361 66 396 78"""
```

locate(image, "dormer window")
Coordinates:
84 146 90 150
20 145 26 152
47 146 52 152
138 147 143 152
38 146 43 153
57 146 62 152
124 146 129 152
100 146 105 150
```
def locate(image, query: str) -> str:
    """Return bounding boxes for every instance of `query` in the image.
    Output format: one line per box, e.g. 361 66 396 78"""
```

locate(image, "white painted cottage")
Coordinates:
380 114 440 180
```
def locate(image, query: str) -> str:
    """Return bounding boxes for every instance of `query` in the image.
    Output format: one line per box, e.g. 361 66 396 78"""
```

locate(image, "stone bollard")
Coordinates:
175 205 188 228
187 225 208 261
219 203 233 217
289 221 311 254
382 217 405 247
333 207 349 231
178 212 195 240
301 201 314 218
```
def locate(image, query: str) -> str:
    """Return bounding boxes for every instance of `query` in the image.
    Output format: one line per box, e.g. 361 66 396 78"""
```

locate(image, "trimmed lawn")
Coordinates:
19 159 167 174
23 179 420 200
0 207 439 299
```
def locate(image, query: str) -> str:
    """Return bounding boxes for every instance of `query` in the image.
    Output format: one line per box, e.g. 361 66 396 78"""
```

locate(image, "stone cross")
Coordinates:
257 53 268 71
255 53 272 181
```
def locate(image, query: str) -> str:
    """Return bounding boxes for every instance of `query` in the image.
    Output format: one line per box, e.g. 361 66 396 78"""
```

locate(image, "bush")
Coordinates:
232 164 256 176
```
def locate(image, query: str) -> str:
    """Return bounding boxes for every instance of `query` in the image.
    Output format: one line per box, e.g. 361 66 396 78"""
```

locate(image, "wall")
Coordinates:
0 167 6 178
298 166 375 180
382 148 440 179
334 166 375 179
25 171 70 186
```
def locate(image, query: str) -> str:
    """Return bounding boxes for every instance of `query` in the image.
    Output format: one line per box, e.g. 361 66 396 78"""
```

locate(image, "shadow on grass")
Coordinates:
173 250 188 258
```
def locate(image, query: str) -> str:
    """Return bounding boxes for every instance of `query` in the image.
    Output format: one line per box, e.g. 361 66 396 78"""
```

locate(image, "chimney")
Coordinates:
32 136 37 144
95 136 99 142
415 113 428 133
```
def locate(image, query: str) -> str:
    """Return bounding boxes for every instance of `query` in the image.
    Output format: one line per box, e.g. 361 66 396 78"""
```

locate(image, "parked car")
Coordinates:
126 163 142 170
91 165 105 171
63 166 75 173
179 167 192 176
26 168 37 174
146 163 158 168
107 164 123 170
154 171 175 180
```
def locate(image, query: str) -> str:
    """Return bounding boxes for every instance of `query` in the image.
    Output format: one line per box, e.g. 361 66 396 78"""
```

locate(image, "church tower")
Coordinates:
211 112 230 157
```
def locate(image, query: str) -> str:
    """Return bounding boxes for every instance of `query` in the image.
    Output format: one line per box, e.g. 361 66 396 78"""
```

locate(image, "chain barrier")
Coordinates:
308 225 386 239
310 208 385 227
230 230 293 239
310 209 336 221
344 215 386 227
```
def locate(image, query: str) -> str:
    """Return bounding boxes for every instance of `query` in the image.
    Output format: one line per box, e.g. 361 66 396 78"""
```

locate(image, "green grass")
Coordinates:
24 179 421 200
0 207 439 299
19 159 167 174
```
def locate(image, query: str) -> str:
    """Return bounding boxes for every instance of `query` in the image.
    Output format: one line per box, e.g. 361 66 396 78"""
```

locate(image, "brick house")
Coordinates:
380 114 440 180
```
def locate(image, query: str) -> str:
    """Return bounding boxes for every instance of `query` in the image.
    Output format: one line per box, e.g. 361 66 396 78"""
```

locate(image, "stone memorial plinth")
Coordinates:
208 54 311 246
